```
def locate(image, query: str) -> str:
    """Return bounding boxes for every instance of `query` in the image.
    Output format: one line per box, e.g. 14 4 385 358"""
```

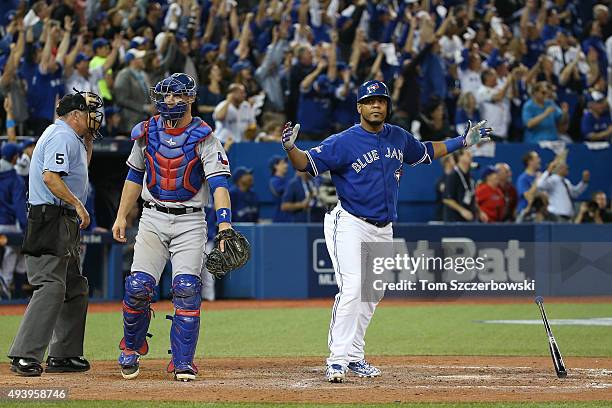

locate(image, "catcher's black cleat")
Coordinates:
10 358 43 377
46 356 90 373
174 369 196 382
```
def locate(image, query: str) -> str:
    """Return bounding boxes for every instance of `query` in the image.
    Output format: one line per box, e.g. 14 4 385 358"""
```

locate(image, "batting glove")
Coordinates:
281 121 300 152
462 120 493 147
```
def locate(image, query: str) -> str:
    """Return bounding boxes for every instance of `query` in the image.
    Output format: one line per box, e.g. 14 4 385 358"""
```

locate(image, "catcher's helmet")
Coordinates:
150 73 197 126
357 80 392 117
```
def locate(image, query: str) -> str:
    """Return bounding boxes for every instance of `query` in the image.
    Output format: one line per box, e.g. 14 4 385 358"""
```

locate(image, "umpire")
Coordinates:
8 90 104 376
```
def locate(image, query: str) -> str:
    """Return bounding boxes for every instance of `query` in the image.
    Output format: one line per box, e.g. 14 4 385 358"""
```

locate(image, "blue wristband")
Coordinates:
216 208 232 225
444 136 465 154
6 119 15 129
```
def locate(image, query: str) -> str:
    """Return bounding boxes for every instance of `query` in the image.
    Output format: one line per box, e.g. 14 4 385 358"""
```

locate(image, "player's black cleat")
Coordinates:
46 356 90 373
10 358 43 377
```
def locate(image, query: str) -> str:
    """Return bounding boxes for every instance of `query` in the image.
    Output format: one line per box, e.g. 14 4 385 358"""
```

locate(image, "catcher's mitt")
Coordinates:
205 228 250 278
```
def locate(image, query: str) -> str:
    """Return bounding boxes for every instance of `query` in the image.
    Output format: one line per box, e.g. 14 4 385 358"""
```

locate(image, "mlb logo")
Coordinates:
367 83 380 94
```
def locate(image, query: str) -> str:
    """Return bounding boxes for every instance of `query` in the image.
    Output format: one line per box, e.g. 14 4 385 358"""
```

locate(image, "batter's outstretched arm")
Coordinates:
112 178 143 243
423 120 493 162
286 147 309 171
281 122 309 171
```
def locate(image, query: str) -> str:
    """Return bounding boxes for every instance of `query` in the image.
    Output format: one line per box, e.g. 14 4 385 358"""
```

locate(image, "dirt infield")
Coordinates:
1 296 611 316
1 356 610 403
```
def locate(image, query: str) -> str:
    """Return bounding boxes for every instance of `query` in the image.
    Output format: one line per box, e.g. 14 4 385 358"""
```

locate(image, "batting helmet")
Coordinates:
150 73 197 126
357 80 392 117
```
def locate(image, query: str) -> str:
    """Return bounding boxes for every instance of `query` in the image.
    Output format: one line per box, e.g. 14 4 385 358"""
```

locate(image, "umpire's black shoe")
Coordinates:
10 358 43 377
45 357 90 373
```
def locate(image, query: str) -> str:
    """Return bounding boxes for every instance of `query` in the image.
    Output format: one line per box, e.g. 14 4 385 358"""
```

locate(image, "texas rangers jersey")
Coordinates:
305 123 431 223
127 118 231 208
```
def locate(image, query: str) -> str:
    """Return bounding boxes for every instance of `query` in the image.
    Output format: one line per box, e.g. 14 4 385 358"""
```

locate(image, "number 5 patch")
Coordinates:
55 153 65 165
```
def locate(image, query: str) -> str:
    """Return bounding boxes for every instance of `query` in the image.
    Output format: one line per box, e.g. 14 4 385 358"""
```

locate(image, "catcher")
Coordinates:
111 73 249 382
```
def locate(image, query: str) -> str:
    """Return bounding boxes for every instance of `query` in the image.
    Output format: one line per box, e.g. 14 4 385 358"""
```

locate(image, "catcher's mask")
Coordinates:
56 89 104 139
150 72 197 128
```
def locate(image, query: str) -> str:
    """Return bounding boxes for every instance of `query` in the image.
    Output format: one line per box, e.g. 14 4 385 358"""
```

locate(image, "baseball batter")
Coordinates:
112 73 233 382
281 80 492 382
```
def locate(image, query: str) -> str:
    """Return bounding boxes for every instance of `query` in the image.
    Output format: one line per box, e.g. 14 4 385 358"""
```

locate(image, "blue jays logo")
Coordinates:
394 166 403 185
217 152 229 165
220 209 227 218
367 83 380 94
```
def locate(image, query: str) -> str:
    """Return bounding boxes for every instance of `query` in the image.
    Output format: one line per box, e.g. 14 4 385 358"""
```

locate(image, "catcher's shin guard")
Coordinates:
167 274 201 379
120 272 155 355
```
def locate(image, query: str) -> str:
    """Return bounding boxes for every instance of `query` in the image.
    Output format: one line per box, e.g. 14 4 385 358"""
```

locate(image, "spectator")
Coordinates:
15 138 36 186
281 171 317 223
101 106 124 139
575 191 610 224
229 167 259 223
517 151 541 213
332 63 359 132
458 46 483 97
268 156 289 223
435 154 455 221
475 166 505 223
0 18 27 134
420 16 448 107
475 68 512 141
517 192 556 222
581 91 612 141
254 21 289 113
197 64 224 128
496 162 518 222
213 83 257 143
113 49 152 134
522 81 567 143
90 38 115 104
536 158 589 221
443 150 479 222
297 49 337 140
26 20 69 137
232 60 259 99
287 45 315 121
131 2 163 36
454 92 480 135
65 36 120 95
418 96 455 141
0 143 27 299
391 26 435 131
582 20 608 75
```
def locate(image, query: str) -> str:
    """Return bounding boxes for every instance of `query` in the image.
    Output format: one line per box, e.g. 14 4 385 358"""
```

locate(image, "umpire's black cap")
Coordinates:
56 93 89 117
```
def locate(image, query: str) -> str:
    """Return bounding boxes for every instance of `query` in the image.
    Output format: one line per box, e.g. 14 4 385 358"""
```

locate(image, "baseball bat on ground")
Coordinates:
535 296 567 378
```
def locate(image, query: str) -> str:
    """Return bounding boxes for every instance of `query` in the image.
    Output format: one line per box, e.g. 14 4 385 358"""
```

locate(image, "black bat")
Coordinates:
535 296 567 378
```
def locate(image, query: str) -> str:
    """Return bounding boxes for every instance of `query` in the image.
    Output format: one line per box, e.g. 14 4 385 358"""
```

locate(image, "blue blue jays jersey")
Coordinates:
581 110 611 141
305 124 431 223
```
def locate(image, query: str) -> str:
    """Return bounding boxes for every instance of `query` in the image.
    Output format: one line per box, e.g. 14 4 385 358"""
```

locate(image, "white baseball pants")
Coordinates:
324 203 392 368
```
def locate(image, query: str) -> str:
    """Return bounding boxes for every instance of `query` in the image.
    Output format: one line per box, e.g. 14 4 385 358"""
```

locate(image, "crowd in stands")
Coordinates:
0 0 611 143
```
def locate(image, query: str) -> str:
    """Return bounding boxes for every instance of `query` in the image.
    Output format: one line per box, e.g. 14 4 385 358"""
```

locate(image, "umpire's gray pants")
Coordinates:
8 252 88 362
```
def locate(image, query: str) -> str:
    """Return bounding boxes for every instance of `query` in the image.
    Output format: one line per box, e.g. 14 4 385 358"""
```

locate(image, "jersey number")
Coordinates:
56 153 64 165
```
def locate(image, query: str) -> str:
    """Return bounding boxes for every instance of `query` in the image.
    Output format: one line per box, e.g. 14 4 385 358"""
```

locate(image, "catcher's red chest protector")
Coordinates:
131 116 212 201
